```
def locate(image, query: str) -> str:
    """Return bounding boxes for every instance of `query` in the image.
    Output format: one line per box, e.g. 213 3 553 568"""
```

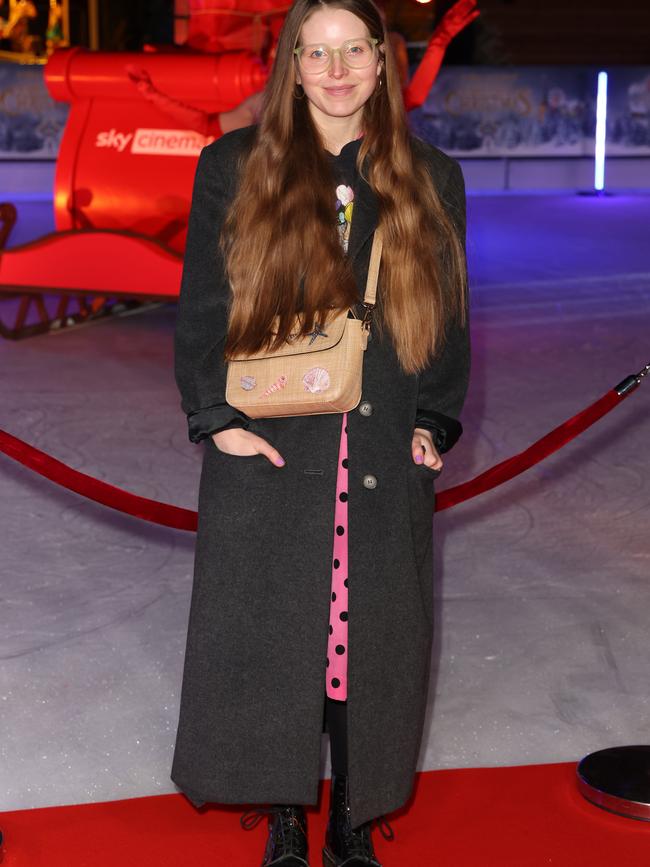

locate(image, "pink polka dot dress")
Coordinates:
326 412 349 699
325 137 360 701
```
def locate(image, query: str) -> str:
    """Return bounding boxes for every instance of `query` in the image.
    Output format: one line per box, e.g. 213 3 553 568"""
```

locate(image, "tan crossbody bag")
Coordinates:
224 228 383 419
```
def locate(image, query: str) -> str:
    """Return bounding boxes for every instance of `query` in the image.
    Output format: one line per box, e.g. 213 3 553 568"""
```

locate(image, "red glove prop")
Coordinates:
403 0 480 112
124 63 222 138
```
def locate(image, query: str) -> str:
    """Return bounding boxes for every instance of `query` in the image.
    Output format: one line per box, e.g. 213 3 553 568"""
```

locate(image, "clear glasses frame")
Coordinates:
293 37 380 73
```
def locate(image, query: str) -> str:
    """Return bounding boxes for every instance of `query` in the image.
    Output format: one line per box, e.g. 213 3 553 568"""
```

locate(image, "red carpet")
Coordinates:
2 763 649 866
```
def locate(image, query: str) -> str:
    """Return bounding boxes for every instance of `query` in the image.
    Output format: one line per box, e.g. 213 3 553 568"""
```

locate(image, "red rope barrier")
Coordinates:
0 428 197 532
434 389 622 511
436 363 648 509
0 366 647 530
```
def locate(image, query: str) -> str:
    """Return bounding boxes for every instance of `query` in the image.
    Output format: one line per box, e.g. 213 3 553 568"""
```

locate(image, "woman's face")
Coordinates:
295 7 382 127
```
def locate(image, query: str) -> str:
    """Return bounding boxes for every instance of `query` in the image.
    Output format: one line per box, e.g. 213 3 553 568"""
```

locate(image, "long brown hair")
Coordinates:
221 0 467 375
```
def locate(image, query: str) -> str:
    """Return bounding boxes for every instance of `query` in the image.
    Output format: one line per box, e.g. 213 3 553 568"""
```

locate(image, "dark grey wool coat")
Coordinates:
170 124 470 829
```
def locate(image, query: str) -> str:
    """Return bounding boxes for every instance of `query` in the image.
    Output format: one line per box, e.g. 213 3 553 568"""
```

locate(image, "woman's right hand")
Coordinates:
211 428 285 467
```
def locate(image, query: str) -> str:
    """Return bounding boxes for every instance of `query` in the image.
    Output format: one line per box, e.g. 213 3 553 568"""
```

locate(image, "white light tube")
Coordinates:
594 71 608 192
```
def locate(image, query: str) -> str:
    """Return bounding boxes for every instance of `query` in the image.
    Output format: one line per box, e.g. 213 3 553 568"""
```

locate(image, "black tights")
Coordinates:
323 694 348 776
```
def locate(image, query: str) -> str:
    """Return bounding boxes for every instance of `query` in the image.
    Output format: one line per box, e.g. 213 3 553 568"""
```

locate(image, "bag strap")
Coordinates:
362 226 383 307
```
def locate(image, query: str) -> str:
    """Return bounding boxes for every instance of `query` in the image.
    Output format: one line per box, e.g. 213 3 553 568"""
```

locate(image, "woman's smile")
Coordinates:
323 84 356 96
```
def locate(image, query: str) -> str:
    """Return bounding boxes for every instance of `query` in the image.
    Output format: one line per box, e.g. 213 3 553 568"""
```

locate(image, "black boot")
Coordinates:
241 804 310 866
322 774 394 867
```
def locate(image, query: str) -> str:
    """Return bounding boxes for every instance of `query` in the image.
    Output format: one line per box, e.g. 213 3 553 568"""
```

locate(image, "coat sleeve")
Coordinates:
414 158 471 454
174 143 252 443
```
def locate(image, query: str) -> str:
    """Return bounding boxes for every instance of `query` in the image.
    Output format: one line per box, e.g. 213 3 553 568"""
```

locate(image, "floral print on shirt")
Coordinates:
335 184 355 253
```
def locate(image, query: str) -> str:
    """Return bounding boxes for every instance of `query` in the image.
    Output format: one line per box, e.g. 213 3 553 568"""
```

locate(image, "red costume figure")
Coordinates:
125 0 286 138
185 0 290 58
125 64 264 139
126 0 479 138
402 0 480 111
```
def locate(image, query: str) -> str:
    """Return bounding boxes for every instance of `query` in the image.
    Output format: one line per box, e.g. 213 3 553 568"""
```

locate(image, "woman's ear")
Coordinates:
376 49 384 78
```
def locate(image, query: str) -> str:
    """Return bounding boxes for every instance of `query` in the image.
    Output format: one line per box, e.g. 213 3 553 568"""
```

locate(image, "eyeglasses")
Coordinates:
293 37 379 74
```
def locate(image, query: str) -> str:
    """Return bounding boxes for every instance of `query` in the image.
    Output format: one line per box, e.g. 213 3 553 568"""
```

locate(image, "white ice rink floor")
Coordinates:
1 194 649 811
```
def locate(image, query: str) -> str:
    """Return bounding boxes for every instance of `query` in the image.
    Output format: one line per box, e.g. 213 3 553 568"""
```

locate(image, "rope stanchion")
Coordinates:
0 365 647 531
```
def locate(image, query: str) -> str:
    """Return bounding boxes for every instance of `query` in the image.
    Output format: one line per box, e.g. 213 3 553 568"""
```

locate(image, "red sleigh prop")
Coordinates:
46 47 265 250
0 45 266 334
0 0 285 308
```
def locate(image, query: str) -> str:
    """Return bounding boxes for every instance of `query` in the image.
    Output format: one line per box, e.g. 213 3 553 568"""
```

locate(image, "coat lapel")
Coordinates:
348 172 378 266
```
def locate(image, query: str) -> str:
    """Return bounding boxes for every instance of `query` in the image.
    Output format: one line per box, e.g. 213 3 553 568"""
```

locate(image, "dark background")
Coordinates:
26 0 650 64
384 0 650 64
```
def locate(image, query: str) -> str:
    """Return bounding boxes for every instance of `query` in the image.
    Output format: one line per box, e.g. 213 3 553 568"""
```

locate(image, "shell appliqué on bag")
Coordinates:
302 367 330 394
240 375 257 391
262 374 288 396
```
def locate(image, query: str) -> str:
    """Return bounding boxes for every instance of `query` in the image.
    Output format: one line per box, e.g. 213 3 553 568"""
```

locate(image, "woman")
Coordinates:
171 1 470 865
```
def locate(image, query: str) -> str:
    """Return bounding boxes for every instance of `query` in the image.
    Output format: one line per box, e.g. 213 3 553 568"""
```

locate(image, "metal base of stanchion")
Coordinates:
577 189 614 197
577 746 650 821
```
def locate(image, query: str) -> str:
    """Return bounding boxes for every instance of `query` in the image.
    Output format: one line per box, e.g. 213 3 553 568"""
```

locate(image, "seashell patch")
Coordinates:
240 375 256 391
302 366 330 394
262 374 288 397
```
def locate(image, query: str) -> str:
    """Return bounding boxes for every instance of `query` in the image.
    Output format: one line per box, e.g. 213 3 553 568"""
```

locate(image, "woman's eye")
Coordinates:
309 48 327 59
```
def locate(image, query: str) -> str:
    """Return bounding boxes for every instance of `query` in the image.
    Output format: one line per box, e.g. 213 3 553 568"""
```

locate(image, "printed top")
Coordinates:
328 136 363 254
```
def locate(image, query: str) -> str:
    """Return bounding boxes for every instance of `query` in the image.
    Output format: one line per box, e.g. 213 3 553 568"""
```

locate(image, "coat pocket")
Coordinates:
204 436 280 483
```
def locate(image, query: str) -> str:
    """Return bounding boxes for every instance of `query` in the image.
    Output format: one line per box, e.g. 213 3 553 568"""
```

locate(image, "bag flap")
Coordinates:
227 309 352 361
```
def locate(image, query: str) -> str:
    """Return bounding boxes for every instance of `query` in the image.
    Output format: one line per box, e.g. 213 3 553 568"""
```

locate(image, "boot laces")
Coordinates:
240 805 307 858
241 806 278 830
339 812 394 860
373 815 395 841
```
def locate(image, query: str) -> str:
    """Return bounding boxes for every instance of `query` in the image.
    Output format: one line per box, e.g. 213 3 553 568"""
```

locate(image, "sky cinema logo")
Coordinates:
95 128 214 155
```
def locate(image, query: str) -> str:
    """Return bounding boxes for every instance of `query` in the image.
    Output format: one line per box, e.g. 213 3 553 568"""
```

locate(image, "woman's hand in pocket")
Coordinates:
211 428 285 466
411 427 443 471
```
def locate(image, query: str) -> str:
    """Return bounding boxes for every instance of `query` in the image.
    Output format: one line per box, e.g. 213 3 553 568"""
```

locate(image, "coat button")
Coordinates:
362 474 377 489
359 401 373 417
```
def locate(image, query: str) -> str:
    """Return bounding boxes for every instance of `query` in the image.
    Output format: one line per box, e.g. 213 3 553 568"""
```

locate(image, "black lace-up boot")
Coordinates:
322 774 394 867
240 804 310 866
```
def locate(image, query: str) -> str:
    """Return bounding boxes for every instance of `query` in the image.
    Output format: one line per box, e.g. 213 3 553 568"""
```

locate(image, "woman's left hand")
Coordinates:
411 428 443 471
